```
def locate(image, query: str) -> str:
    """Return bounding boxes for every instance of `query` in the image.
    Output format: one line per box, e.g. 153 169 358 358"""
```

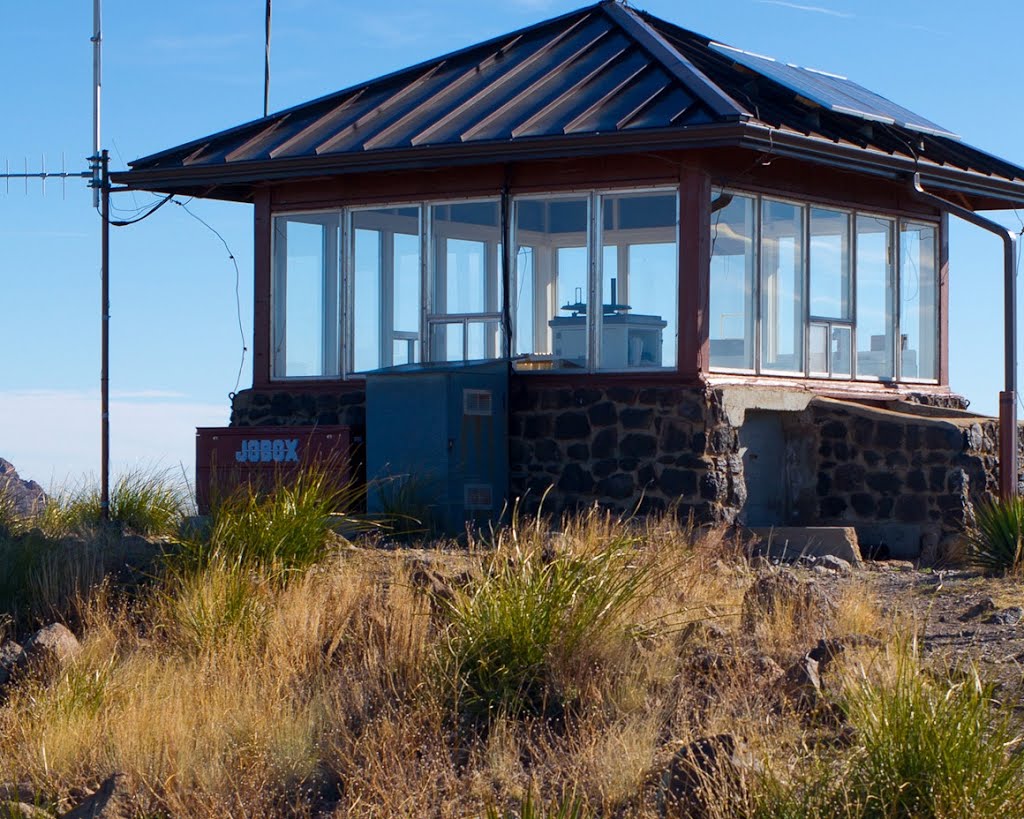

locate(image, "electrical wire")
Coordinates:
103 193 173 226
171 198 249 395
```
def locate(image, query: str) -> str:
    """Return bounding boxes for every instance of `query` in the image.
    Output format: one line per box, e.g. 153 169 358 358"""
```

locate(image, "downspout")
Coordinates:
911 173 1019 499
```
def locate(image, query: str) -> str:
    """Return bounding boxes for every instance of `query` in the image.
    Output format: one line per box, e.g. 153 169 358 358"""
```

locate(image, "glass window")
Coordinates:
513 197 590 370
760 199 804 373
809 208 851 320
900 222 939 380
856 216 895 379
350 206 422 372
428 201 503 362
710 192 755 370
271 213 340 378
599 192 678 370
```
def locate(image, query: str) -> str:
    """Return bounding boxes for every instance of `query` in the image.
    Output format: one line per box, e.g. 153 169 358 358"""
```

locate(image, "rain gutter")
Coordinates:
911 173 1019 499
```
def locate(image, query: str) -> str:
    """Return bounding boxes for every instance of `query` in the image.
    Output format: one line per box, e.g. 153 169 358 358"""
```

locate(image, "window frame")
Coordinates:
270 209 343 382
270 188 680 380
709 186 940 385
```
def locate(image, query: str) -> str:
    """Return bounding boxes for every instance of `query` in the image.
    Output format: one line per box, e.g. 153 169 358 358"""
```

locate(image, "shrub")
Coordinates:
182 464 369 576
157 556 271 654
441 511 668 722
965 497 1024 576
0 529 104 628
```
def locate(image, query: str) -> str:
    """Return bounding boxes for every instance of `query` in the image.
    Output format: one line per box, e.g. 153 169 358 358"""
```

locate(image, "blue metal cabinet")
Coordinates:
365 360 509 534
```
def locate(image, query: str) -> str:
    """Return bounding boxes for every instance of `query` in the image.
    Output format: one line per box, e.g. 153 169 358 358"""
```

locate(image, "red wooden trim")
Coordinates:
252 189 272 389
938 212 950 387
679 165 711 379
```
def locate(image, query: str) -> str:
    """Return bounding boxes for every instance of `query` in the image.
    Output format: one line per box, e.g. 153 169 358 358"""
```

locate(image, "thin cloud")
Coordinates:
756 1 854 18
0 389 226 489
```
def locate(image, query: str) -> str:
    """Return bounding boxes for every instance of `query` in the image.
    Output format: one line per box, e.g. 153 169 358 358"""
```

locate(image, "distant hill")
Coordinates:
0 458 47 517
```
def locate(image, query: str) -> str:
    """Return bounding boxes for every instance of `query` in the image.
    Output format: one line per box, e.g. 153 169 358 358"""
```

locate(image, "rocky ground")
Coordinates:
866 561 1024 702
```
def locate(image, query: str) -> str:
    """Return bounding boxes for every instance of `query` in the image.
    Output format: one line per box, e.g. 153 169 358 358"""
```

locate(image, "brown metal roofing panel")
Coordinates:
267 91 368 159
564 64 671 134
511 46 649 138
223 115 298 164
406 16 618 148
356 29 569 151
312 61 465 155
458 28 633 143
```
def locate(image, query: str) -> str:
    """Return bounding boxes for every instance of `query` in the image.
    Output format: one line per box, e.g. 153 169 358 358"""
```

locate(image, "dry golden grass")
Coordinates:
0 508 1014 819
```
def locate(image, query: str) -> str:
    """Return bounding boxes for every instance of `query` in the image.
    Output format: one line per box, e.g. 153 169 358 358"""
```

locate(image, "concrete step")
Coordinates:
747 526 863 566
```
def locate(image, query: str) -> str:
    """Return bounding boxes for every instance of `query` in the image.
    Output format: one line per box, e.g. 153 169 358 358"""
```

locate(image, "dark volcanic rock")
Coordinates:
0 459 47 519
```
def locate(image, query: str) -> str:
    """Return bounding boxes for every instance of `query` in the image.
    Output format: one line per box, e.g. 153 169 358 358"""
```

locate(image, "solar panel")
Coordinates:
709 41 960 139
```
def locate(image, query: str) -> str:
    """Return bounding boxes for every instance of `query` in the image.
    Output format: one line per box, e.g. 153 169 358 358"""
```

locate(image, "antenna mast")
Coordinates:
91 0 102 207
264 0 272 117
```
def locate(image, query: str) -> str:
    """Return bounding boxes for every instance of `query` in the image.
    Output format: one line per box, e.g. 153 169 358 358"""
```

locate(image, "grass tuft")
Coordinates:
180 463 369 577
36 468 187 539
441 507 672 722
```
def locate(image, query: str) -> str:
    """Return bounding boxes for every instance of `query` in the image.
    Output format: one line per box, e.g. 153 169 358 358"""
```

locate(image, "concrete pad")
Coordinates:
749 526 863 566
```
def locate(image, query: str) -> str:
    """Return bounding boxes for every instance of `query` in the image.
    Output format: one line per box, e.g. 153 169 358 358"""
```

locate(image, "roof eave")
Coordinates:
111 123 1024 210
738 125 1024 209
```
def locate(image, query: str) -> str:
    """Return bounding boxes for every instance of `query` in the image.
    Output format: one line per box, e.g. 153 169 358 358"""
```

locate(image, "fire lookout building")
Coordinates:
115 1 1024 555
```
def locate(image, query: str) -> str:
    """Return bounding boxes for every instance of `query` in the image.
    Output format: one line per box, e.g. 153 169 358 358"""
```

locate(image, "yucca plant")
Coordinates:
965 497 1024 576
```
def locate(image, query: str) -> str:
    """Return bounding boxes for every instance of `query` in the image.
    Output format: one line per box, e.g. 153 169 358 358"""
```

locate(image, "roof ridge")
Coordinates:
600 2 748 122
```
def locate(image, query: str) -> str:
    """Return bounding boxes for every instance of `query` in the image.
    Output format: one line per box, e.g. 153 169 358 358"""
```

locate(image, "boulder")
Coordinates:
959 597 996 622
20 625 81 669
0 460 47 519
0 642 24 688
810 555 853 574
657 734 746 817
783 655 822 709
740 570 834 635
61 774 132 819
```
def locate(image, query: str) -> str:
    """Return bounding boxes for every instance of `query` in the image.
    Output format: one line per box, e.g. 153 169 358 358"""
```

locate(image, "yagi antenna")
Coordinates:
0 2 102 201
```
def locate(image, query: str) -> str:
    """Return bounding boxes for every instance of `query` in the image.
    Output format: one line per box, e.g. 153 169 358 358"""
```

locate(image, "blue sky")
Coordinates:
1 0 1022 488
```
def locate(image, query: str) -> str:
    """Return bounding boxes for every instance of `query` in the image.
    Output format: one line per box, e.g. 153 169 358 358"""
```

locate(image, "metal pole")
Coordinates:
91 0 102 208
100 150 111 521
912 174 1019 499
264 0 272 117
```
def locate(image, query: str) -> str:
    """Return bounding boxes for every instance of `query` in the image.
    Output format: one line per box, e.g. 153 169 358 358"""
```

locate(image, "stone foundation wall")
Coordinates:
790 398 1024 553
803 402 986 530
228 382 1021 553
508 383 742 520
230 389 366 429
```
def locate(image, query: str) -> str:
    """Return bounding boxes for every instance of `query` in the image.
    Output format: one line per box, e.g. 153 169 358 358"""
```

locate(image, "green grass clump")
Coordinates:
966 497 1024 576
441 513 665 722
183 464 367 576
38 468 187 539
844 650 1024 817
752 643 1024 819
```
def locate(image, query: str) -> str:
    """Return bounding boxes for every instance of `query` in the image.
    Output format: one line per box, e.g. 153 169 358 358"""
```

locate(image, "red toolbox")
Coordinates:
195 425 357 514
